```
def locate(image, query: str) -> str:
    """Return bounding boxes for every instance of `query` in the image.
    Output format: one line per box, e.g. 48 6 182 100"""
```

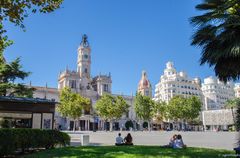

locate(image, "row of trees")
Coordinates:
134 93 202 131
57 88 130 131
57 88 202 131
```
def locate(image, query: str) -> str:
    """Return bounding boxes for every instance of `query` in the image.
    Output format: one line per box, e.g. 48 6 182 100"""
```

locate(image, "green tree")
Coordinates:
224 98 240 109
235 100 240 131
190 0 240 82
95 94 129 131
168 96 202 130
185 96 202 122
167 96 186 121
134 93 155 131
57 87 90 131
0 0 64 97
153 101 167 124
0 57 34 97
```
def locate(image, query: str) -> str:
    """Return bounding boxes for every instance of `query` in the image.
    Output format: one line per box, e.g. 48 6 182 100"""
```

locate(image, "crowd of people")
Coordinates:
115 133 187 149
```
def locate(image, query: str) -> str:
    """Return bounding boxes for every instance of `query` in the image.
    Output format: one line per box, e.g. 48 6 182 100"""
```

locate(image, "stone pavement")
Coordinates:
66 131 239 150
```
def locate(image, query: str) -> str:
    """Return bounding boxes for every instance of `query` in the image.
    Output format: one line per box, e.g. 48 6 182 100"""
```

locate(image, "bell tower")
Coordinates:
77 34 91 78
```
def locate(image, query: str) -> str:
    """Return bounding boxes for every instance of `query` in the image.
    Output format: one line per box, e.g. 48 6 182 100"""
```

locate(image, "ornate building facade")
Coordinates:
153 62 203 103
32 35 135 131
201 76 235 110
56 35 112 130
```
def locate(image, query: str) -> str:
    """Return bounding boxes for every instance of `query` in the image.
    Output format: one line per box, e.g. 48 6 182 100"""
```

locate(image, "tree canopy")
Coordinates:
153 101 167 123
95 94 129 131
190 0 240 82
167 96 202 122
225 98 240 109
134 93 155 130
0 0 64 97
95 94 129 121
0 57 34 97
57 87 90 130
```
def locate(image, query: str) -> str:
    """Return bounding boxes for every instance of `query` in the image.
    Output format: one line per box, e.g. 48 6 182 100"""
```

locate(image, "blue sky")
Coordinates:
4 0 215 95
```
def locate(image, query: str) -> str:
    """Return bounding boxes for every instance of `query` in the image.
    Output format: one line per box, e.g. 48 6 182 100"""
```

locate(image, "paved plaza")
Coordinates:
67 131 239 150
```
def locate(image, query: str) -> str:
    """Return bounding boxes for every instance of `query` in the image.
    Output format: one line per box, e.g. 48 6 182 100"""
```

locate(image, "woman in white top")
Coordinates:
173 134 186 149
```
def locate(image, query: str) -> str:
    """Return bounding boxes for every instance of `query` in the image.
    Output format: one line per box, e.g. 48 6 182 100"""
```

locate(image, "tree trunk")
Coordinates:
148 120 151 131
110 120 113 132
73 120 76 132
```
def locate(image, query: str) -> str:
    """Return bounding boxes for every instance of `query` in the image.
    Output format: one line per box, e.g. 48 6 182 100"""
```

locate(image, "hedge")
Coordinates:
0 128 70 156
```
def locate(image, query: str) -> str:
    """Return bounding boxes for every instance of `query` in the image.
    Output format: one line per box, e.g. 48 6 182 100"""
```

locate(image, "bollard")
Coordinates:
81 134 90 146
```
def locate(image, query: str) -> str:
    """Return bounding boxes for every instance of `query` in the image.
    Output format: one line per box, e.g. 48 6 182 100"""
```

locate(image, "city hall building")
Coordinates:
31 35 135 131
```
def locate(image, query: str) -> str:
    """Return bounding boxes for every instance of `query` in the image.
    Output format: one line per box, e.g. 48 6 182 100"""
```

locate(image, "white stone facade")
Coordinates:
201 77 235 110
153 62 203 103
234 83 240 98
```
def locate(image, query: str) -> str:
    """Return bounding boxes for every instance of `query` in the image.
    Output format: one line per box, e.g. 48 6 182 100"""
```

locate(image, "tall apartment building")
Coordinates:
154 62 202 103
202 77 235 110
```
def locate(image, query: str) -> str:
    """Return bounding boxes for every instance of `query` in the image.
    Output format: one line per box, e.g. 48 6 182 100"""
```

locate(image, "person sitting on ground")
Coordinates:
115 133 124 146
124 133 133 145
173 134 187 149
169 134 177 147
160 134 177 148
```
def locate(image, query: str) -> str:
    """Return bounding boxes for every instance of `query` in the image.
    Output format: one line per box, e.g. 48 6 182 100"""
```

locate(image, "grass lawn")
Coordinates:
23 146 235 158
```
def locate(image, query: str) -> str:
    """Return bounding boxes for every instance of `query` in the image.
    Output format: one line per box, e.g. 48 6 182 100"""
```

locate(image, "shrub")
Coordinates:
125 120 133 130
0 119 11 128
0 128 70 157
143 122 148 128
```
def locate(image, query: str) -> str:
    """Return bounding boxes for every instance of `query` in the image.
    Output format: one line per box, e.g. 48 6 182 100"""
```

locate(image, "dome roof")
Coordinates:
138 71 151 89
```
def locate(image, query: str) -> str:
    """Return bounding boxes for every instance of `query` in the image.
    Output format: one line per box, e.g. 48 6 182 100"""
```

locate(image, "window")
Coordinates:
103 84 108 92
84 68 88 73
69 80 76 88
145 90 149 96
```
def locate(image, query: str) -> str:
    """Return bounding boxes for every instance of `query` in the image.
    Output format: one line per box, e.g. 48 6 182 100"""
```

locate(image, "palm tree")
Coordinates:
190 0 240 82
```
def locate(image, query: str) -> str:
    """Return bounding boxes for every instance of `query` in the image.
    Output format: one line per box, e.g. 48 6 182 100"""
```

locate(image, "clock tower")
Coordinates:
77 34 91 78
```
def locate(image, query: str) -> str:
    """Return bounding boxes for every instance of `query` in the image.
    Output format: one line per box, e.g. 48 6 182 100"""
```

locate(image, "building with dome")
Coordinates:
153 61 203 103
138 71 152 98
